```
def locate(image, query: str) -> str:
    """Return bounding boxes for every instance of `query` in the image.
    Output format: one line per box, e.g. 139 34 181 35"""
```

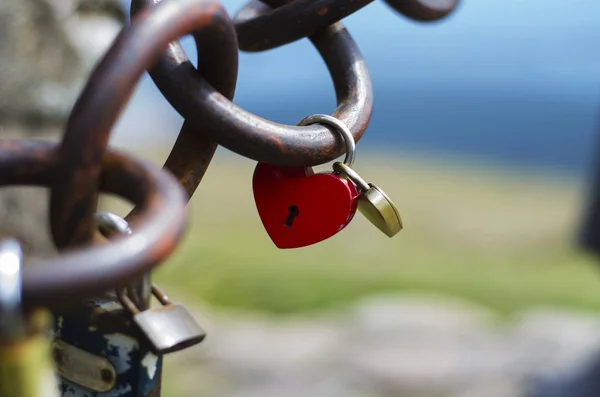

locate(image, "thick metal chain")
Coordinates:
4 0 459 317
235 0 460 51
0 1 458 395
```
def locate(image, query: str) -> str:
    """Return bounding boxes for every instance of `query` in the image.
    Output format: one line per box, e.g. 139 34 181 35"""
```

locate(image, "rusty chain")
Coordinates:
3 0 459 309
0 1 458 395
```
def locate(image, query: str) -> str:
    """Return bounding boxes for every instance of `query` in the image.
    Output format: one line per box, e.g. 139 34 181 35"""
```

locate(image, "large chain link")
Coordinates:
2 0 458 309
235 0 459 51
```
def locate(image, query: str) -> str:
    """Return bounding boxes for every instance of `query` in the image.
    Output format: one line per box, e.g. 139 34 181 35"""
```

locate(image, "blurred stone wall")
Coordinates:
0 0 124 254
169 294 600 397
0 0 124 124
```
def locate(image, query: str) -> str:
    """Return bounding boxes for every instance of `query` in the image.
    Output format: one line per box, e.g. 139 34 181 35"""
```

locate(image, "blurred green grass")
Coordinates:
104 147 600 317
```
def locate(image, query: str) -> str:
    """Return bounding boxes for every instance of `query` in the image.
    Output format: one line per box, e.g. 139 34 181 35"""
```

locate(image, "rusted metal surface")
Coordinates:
0 310 57 397
384 0 460 21
50 0 234 249
0 139 187 310
162 125 219 201
131 0 239 202
0 0 460 327
233 0 460 52
47 0 462 248
144 18 373 166
0 0 461 308
233 0 373 51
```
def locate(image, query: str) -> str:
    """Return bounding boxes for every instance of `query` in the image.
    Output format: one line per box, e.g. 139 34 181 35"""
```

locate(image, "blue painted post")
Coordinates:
53 296 163 397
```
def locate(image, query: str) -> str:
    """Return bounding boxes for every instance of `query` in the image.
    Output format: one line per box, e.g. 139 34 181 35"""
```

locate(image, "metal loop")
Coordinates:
383 0 461 22
233 0 374 52
232 0 459 53
297 114 356 168
117 288 141 315
129 274 152 311
50 0 236 250
117 283 171 314
130 0 239 201
144 19 372 167
151 284 171 306
332 161 370 192
0 238 23 339
0 139 188 311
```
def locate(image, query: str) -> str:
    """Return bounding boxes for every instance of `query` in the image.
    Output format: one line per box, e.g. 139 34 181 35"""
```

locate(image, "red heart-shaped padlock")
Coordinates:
252 163 359 249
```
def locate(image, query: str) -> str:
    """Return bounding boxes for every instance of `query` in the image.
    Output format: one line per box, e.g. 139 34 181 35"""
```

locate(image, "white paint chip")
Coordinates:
141 352 159 379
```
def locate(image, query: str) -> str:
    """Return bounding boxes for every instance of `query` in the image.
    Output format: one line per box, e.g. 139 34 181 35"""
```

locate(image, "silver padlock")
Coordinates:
118 284 206 355
97 211 205 355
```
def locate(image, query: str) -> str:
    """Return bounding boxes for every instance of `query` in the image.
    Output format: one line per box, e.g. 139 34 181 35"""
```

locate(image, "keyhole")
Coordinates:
284 205 300 227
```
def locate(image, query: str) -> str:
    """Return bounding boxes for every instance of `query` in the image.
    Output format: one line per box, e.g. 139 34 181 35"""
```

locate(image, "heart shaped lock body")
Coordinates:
252 163 359 249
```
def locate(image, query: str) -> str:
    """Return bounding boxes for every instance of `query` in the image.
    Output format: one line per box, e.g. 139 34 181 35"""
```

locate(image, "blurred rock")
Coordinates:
0 0 124 125
347 293 496 343
508 308 600 383
0 187 54 256
0 1 124 255
167 295 600 397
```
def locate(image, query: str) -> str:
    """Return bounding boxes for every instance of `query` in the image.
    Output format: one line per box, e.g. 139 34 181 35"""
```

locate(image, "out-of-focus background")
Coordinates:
3 0 600 396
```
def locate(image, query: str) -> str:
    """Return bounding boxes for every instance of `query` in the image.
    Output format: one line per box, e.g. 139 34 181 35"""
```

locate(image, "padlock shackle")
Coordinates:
298 114 356 168
332 162 370 192
0 139 188 310
118 283 172 315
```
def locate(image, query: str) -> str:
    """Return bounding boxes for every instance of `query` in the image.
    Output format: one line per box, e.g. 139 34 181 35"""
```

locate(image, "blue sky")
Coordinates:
117 0 600 94
113 0 600 174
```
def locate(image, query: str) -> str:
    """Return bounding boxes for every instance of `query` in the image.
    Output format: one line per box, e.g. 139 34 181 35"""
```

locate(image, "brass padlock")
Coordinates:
118 284 206 355
297 113 402 238
333 161 403 237
0 238 58 397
